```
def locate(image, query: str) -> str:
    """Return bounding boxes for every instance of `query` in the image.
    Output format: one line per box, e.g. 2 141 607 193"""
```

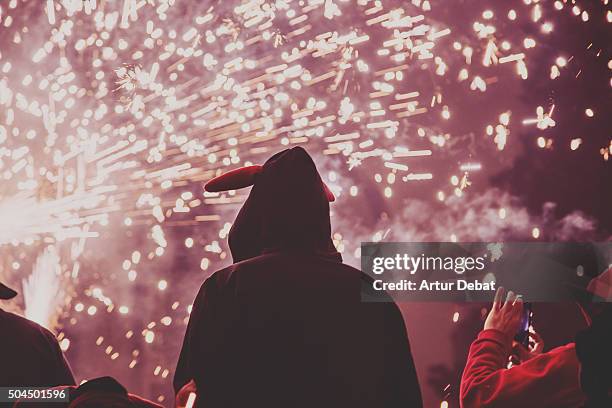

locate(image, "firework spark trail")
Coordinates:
2 0 465 249
1 0 586 243
22 245 63 330
0 190 108 245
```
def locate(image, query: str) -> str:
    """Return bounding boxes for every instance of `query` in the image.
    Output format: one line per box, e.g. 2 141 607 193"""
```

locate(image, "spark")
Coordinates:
22 246 63 329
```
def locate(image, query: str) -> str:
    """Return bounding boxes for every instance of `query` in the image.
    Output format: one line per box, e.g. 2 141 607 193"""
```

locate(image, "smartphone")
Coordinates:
514 302 532 347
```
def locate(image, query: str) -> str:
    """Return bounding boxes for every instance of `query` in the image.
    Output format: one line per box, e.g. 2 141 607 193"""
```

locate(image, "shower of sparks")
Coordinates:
0 190 106 245
0 0 609 405
22 245 63 329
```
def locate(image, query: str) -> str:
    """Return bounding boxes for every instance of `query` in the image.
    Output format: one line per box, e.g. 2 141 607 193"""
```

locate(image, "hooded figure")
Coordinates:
0 281 75 387
174 147 422 407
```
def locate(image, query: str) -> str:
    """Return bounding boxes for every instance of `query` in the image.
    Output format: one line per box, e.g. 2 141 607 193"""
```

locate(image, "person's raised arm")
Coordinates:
460 287 523 408
460 287 584 408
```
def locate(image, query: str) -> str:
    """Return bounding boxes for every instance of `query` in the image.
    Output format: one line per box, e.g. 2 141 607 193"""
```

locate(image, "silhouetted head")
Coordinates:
206 147 337 263
548 242 611 324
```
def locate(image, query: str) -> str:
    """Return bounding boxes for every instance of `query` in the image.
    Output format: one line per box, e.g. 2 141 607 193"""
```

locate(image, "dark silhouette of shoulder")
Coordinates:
0 309 75 387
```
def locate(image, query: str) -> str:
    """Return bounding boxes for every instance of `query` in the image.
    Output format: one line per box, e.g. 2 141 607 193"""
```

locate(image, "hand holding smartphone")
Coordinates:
514 301 532 348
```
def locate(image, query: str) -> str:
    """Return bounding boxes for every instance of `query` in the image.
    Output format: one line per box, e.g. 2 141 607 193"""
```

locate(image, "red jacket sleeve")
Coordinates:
460 329 585 408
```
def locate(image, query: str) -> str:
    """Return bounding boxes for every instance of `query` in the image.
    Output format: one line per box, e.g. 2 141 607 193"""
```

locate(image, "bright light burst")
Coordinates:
22 245 63 329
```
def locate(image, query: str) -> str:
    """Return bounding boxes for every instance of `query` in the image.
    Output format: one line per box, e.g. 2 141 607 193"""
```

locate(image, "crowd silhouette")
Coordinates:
1 149 610 408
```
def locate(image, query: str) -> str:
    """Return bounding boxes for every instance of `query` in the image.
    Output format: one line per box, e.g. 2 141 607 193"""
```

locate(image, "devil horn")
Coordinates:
322 182 335 202
205 164 335 202
204 165 263 192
